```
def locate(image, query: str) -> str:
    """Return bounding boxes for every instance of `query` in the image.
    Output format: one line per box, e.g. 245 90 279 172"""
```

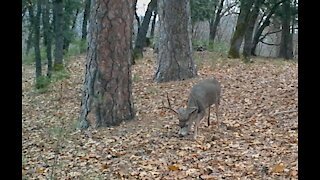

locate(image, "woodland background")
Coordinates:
22 0 298 179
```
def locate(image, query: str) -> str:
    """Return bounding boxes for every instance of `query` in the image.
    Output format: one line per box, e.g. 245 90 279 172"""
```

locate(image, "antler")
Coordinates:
159 93 178 115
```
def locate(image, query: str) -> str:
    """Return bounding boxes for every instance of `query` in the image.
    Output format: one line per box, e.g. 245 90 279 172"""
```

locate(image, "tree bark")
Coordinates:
133 0 157 58
30 0 42 86
279 0 293 59
243 0 263 59
82 0 91 40
26 2 34 55
228 0 254 58
53 0 64 71
209 0 224 43
79 0 135 129
42 0 53 78
154 0 197 83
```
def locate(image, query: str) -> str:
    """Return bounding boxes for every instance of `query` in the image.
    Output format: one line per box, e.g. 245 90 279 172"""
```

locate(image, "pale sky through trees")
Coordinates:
137 0 151 16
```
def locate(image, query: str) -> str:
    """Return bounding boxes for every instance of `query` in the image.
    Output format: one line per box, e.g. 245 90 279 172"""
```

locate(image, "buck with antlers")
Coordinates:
162 78 221 139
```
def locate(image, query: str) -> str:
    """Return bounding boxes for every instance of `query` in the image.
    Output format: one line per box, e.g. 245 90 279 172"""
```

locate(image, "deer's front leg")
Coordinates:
193 111 205 139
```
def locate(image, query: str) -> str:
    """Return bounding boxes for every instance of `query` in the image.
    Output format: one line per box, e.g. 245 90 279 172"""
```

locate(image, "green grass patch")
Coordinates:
207 41 229 56
193 53 204 68
22 47 47 65
132 74 141 82
35 75 51 91
52 68 70 81
65 39 87 60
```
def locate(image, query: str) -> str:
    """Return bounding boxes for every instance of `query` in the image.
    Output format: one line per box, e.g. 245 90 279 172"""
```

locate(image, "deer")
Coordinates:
161 78 221 139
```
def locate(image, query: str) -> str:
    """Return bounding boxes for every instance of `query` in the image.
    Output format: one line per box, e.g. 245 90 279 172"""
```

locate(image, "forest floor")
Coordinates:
22 48 298 180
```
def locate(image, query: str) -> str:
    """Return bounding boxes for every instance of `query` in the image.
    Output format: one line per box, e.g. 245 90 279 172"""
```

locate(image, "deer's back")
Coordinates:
188 79 221 109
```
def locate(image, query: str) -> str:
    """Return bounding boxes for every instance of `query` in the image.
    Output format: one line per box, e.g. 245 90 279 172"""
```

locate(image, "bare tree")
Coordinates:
79 0 135 129
251 0 284 56
209 0 225 43
133 0 157 59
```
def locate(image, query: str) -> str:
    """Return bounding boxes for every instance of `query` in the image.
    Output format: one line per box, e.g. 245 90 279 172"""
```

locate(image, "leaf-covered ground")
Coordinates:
22 49 298 179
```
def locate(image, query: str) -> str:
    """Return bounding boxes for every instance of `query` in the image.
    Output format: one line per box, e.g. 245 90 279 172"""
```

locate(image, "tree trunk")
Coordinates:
82 0 91 40
133 0 157 58
150 9 157 38
26 3 34 55
79 0 135 129
209 0 224 43
279 0 293 59
251 0 283 56
154 0 197 83
243 0 263 59
228 0 254 58
43 0 53 78
53 0 64 70
31 0 42 87
63 8 79 53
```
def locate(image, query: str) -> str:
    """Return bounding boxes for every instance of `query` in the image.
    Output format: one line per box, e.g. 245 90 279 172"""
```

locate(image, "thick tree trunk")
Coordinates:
209 0 224 42
43 0 53 78
279 0 293 59
79 0 135 129
154 0 197 83
32 0 42 87
134 0 157 58
82 0 91 40
243 0 263 59
228 0 254 58
53 0 64 71
150 10 157 38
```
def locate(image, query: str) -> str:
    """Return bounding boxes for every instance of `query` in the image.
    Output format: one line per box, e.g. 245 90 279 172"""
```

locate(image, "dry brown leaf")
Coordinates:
23 50 297 179
168 165 180 171
101 164 108 170
272 163 285 173
186 168 199 176
290 170 298 176
36 168 45 174
200 174 216 180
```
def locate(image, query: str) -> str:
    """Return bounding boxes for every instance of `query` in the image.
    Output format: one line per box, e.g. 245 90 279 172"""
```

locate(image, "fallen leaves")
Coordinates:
168 165 180 171
271 163 285 173
22 49 298 179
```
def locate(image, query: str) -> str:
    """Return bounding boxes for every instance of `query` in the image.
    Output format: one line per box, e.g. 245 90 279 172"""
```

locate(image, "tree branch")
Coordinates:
259 29 282 41
221 2 237 16
260 40 280 46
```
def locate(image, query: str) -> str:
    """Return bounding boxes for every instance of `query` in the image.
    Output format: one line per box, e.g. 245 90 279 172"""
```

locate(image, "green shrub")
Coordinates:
35 75 51 90
52 68 70 81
